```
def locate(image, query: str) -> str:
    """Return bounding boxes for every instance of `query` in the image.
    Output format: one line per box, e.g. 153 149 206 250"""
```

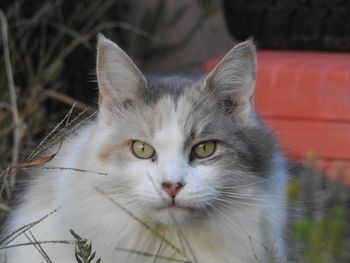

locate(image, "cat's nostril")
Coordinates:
161 182 184 198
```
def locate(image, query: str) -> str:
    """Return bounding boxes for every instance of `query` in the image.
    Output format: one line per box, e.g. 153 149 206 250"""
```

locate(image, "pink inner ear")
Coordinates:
98 93 103 106
99 87 110 107
99 88 116 111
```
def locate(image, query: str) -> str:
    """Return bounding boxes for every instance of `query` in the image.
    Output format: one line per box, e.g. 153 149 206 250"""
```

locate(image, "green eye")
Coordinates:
132 140 155 159
192 141 216 159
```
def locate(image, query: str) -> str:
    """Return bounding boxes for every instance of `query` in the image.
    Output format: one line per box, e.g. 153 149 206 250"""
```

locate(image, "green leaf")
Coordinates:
70 229 82 241
70 229 101 263
75 253 83 263
88 252 96 263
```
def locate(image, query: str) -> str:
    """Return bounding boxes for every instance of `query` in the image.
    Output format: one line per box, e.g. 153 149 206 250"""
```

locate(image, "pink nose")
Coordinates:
161 182 184 198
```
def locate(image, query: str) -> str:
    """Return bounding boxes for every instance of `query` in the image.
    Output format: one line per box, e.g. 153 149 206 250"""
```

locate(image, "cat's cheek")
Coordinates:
190 165 219 188
174 166 218 207
122 161 165 201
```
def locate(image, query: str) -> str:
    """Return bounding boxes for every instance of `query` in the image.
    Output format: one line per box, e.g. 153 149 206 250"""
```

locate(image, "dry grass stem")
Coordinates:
37 166 108 176
0 208 59 246
10 155 57 170
35 110 97 158
0 9 24 189
248 236 259 262
24 231 53 263
42 89 91 112
154 240 164 263
10 1 62 28
26 103 76 161
0 240 73 250
114 246 191 263
0 168 11 200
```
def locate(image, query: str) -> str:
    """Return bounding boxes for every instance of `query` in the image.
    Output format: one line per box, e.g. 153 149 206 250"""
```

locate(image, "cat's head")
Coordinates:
91 34 275 225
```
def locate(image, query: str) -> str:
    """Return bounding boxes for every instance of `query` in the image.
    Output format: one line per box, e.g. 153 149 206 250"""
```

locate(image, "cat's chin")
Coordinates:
149 205 192 225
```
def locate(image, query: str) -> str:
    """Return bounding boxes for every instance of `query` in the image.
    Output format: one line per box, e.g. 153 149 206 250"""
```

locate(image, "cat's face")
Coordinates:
92 35 275 225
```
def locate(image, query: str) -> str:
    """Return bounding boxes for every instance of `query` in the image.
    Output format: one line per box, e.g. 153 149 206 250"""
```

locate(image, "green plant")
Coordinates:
287 177 301 203
293 206 347 263
70 229 101 263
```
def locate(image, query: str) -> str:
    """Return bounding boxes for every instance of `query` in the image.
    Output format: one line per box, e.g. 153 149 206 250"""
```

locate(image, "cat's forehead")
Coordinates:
147 93 193 138
114 75 231 143
145 75 200 104
140 77 227 142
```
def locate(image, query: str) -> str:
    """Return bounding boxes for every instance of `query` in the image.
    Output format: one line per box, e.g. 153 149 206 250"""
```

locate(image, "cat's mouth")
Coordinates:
158 200 185 210
150 199 208 225
162 204 185 210
158 200 195 212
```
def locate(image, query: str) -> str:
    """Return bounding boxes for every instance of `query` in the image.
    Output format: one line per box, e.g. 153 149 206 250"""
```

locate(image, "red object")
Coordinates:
203 51 350 186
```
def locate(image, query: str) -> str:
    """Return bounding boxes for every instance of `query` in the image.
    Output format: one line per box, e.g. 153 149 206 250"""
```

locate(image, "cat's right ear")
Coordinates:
96 34 146 115
202 40 257 125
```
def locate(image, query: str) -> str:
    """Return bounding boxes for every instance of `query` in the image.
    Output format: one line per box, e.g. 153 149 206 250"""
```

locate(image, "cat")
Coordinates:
1 34 288 263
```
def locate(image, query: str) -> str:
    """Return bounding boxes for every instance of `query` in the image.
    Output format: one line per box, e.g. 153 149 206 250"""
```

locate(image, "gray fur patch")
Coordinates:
144 75 198 105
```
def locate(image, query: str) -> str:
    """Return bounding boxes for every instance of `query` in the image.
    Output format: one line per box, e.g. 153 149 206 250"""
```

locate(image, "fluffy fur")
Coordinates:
2 35 288 262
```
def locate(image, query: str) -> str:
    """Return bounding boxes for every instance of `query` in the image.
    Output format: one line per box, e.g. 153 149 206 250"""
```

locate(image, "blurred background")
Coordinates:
0 0 350 262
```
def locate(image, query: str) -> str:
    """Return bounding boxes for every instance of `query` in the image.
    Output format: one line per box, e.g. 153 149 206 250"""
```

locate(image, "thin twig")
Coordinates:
10 1 62 28
0 9 24 189
249 235 259 262
24 231 53 263
0 240 73 250
114 246 191 263
34 110 96 157
42 89 90 111
37 166 108 176
0 208 59 246
26 103 76 161
28 230 53 263
154 240 164 263
41 21 157 86
0 168 11 199
8 127 66 172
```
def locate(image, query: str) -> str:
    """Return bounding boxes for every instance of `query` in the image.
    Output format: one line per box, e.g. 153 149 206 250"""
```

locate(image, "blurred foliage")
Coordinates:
287 177 301 203
293 207 347 263
133 0 218 61
0 0 130 168
287 163 350 263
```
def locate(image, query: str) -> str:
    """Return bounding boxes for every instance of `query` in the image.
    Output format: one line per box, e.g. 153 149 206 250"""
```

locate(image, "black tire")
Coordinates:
222 0 350 51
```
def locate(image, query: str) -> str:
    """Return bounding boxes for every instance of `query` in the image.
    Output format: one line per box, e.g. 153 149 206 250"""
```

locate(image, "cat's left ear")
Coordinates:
96 34 146 113
203 40 257 125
